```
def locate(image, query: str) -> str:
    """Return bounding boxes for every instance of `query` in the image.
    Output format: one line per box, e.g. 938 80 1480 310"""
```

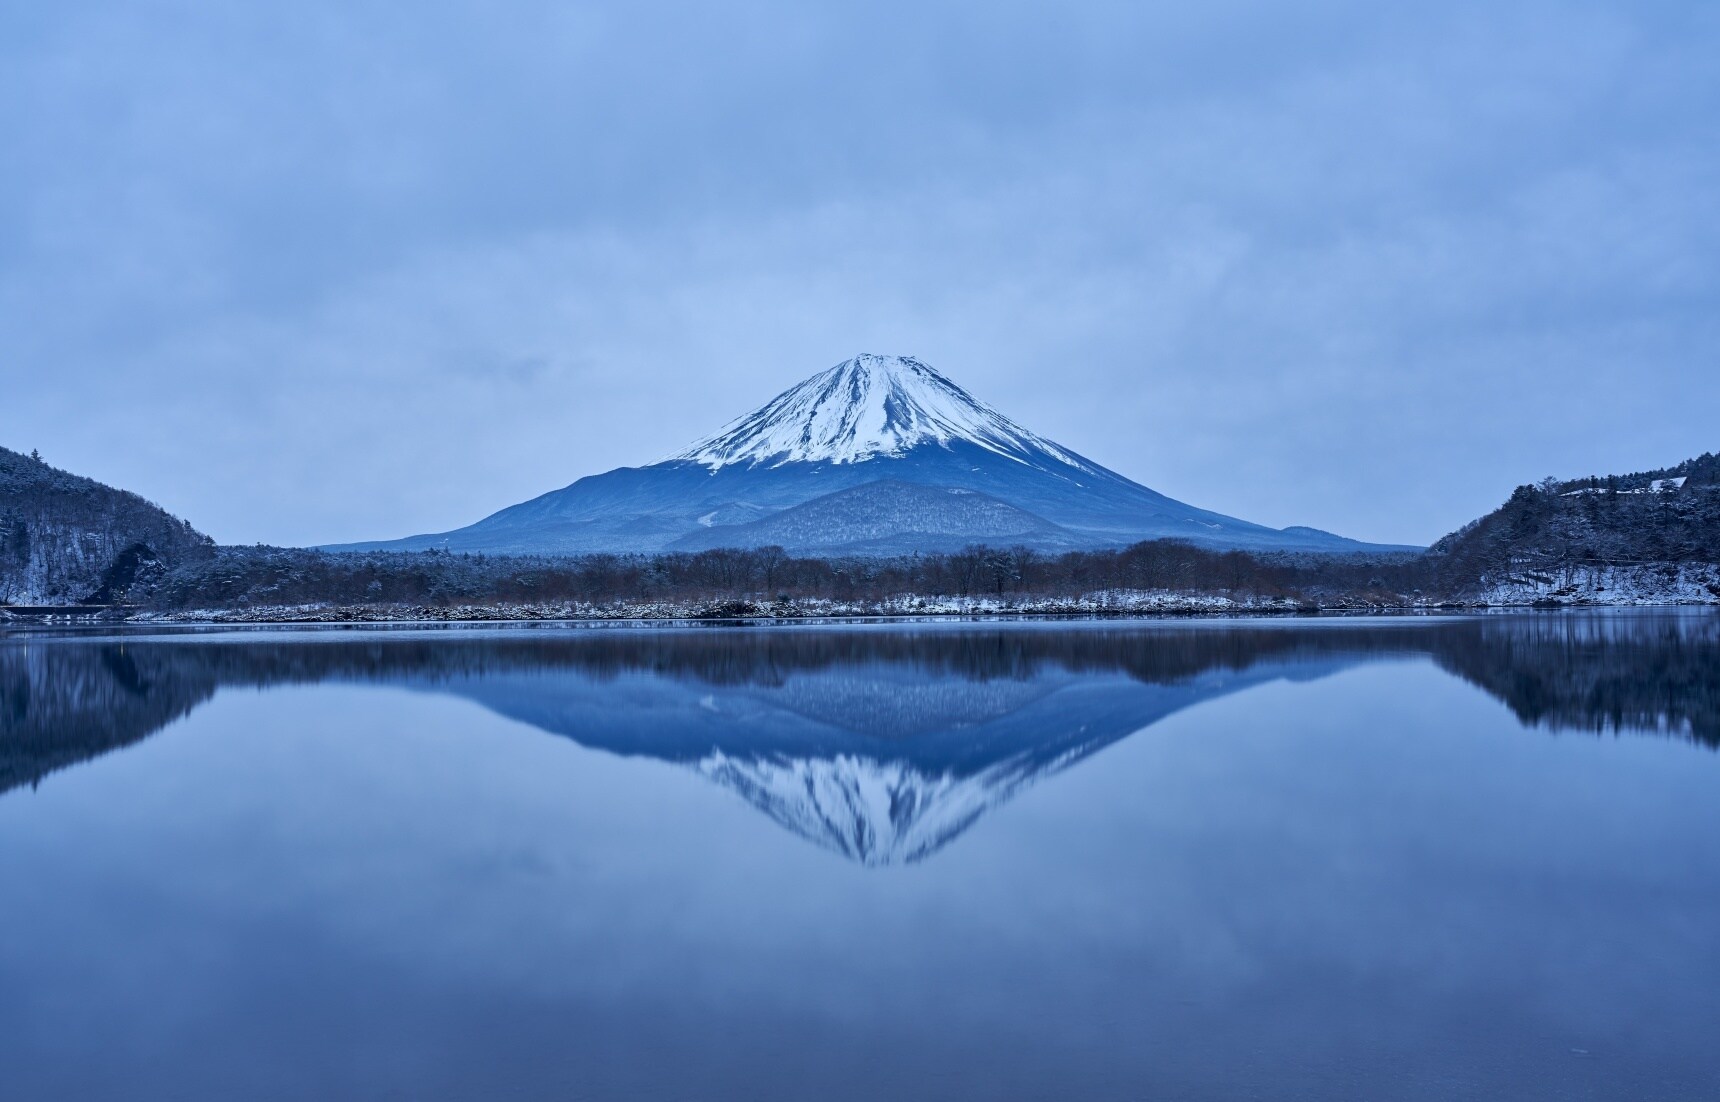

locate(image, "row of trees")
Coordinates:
147 538 1434 610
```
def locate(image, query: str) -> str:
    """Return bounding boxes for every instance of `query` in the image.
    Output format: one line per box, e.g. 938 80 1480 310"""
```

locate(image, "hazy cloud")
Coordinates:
3 0 1716 545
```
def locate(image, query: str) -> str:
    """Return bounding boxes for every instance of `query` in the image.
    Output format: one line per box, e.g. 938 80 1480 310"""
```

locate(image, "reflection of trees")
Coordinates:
3 614 1715 797
0 644 217 795
1432 615 1720 746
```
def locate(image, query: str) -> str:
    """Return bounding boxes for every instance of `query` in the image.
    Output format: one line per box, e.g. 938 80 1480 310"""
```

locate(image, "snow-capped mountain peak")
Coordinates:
672 353 1095 472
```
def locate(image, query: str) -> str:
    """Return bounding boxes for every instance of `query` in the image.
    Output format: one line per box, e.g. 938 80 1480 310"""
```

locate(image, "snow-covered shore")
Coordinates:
122 590 1308 624
99 570 1718 623
1474 562 1720 607
8 563 1714 625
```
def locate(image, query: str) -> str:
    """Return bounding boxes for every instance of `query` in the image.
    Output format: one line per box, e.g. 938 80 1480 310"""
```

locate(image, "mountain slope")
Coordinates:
330 353 1408 555
0 447 213 604
668 479 1074 554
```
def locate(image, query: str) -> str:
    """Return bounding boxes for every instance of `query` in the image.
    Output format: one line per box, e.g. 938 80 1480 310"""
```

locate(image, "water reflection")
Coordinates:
3 612 1716 864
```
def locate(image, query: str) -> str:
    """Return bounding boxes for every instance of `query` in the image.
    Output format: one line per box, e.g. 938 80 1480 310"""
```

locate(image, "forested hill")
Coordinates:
0 447 212 604
1428 452 1720 584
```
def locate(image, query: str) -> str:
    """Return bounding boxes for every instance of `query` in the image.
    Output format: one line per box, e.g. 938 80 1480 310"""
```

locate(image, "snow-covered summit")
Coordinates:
672 353 1096 472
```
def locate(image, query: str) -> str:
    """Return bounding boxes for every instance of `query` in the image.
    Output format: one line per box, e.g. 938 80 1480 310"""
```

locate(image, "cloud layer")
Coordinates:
3 0 1716 546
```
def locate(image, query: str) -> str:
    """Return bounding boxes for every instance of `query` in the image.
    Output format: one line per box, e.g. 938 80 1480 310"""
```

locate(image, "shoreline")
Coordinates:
7 592 1718 627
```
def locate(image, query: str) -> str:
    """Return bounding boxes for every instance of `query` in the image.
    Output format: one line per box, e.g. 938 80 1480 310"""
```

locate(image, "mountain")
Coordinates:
331 354 1406 556
0 447 213 605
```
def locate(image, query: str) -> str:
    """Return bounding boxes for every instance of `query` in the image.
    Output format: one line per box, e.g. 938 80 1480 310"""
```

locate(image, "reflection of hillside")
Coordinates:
3 616 1716 845
1434 615 1720 746
0 645 217 795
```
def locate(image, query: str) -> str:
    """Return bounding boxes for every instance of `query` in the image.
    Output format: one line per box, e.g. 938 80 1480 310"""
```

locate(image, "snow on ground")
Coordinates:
1562 477 1689 496
1475 562 1720 606
124 590 1307 623
101 563 1719 623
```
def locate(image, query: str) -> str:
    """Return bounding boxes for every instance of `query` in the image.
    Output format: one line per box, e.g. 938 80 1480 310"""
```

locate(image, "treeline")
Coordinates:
148 539 1431 610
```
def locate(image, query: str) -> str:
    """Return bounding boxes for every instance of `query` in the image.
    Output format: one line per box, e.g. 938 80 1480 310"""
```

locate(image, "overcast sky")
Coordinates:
3 0 1716 547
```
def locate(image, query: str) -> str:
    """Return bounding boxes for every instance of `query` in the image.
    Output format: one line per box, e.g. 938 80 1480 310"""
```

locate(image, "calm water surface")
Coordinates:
1 612 1717 1100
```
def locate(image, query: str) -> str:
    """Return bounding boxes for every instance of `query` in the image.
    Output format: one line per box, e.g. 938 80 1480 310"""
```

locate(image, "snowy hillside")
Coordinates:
0 447 212 604
1429 451 1720 599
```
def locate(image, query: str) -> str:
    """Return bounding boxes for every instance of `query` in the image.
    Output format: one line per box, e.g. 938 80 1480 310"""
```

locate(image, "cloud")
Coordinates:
2 0 1715 545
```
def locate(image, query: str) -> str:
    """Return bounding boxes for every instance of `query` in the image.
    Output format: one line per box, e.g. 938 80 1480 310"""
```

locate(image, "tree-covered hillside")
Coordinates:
1428 453 1720 593
0 447 213 604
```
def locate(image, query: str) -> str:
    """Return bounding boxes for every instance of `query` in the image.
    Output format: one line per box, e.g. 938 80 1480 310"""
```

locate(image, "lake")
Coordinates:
2 611 1717 1100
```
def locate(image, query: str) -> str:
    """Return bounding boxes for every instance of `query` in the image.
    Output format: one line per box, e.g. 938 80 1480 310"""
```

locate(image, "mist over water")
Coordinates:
2 612 1718 1099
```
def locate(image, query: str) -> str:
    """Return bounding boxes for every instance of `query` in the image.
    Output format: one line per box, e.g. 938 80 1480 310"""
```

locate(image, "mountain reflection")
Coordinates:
3 614 1716 863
